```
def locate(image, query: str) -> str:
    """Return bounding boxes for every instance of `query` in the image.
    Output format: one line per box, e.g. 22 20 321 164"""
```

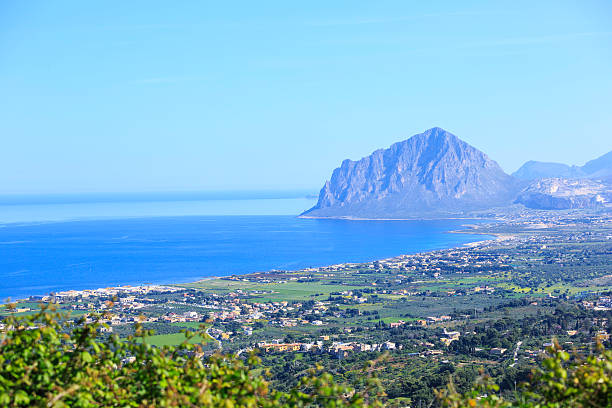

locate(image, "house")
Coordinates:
330 343 355 359
260 343 302 353
440 330 461 346
490 348 507 356
183 311 199 320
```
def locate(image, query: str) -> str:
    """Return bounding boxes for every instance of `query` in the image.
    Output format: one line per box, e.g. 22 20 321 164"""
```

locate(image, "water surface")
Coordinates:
0 194 491 300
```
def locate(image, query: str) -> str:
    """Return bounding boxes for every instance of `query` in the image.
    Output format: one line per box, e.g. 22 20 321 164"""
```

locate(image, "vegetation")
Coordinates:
0 304 383 407
2 304 612 407
3 215 612 406
439 341 612 408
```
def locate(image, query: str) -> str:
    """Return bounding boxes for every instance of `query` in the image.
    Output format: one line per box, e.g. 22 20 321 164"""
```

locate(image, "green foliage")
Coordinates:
438 340 612 408
3 303 611 407
0 303 383 407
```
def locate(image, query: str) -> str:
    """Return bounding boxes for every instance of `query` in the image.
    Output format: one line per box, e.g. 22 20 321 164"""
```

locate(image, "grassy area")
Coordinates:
171 321 207 329
0 305 87 318
181 279 371 302
380 316 417 324
179 279 262 293
138 332 212 347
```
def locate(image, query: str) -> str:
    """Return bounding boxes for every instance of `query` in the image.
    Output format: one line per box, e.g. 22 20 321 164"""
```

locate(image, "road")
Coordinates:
236 347 253 357
509 340 523 367
206 327 222 351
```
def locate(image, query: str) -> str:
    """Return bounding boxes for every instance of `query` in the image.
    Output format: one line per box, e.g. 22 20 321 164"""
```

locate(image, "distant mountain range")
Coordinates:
513 150 612 181
301 127 612 218
512 161 585 180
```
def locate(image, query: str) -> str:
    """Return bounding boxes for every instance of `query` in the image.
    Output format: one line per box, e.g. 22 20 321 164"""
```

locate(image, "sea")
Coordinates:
0 192 493 301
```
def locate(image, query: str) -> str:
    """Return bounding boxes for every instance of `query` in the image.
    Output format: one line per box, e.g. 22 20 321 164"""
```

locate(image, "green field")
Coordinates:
138 332 212 347
171 321 207 329
180 279 371 302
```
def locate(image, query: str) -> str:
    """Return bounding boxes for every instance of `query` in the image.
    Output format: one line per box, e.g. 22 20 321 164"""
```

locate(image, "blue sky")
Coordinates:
1 0 611 194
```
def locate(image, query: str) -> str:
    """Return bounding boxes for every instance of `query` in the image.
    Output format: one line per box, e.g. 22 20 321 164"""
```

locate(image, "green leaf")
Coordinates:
81 351 93 363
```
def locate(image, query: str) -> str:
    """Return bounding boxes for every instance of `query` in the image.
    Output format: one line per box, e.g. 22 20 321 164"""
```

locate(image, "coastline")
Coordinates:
183 221 502 286
2 217 499 303
298 214 499 221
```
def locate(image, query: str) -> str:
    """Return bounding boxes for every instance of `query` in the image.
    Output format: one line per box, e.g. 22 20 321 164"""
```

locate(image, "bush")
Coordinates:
0 303 383 407
3 303 610 407
438 340 612 408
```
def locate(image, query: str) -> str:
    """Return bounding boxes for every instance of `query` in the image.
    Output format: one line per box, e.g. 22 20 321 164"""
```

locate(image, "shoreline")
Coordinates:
183 222 503 286
298 214 500 221
3 218 500 303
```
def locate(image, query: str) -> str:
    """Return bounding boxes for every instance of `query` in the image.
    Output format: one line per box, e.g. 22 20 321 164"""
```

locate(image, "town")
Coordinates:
3 210 612 403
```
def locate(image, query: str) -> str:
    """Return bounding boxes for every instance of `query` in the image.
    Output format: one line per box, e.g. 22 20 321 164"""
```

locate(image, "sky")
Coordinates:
1 1 611 194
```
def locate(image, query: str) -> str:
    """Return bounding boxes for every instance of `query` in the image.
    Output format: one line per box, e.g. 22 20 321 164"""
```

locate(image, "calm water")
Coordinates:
0 196 491 300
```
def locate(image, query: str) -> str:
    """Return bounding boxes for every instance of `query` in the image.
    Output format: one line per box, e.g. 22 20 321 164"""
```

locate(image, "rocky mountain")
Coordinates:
513 150 612 181
514 178 611 210
301 127 519 218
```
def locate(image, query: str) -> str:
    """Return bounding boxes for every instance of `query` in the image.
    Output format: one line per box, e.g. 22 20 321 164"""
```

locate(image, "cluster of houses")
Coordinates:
371 247 512 277
32 285 182 303
582 296 612 311
257 339 400 359
221 236 516 289
197 299 332 325
389 315 453 329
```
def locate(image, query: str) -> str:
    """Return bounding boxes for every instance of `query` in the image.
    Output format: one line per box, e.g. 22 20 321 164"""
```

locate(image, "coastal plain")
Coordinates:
4 209 612 404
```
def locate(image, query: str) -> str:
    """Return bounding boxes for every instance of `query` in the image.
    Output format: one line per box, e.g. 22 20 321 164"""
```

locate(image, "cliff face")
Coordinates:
302 127 518 218
514 178 611 210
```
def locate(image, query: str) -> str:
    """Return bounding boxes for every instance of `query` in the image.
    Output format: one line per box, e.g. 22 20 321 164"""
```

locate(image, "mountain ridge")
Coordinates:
302 127 519 218
513 150 612 181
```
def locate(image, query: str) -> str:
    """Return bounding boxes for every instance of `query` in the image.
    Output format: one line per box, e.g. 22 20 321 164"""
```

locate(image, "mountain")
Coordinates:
301 127 519 219
512 161 585 180
582 151 612 179
514 178 611 210
513 150 612 181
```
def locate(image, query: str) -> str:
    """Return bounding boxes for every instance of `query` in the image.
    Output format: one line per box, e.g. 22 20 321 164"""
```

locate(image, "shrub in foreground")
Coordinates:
438 340 612 408
2 303 611 407
0 304 383 407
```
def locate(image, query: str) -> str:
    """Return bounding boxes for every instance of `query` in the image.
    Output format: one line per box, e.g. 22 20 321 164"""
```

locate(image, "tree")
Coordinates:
0 303 383 407
438 340 612 408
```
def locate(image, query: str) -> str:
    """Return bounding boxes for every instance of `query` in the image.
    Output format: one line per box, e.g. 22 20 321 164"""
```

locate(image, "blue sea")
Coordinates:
0 193 492 300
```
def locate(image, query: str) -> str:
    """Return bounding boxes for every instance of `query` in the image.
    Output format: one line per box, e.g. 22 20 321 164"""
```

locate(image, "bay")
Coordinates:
0 196 492 300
